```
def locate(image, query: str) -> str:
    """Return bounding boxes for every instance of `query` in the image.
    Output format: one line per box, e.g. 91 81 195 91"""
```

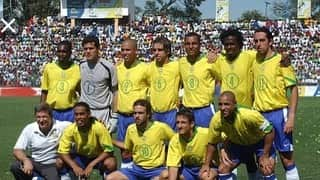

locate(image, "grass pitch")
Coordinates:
0 97 319 179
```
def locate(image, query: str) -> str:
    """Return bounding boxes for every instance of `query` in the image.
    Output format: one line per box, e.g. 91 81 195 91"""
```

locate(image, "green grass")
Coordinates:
0 97 319 179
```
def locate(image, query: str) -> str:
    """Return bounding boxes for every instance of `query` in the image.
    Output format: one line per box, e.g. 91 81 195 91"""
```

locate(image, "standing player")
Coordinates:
160 108 218 180
79 36 118 133
179 32 218 127
252 27 299 180
117 39 149 167
200 91 277 180
40 40 80 122
148 36 180 129
214 29 255 108
107 99 174 180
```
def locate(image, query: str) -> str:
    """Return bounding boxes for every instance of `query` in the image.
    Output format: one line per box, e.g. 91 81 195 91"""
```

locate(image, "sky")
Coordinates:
135 0 277 20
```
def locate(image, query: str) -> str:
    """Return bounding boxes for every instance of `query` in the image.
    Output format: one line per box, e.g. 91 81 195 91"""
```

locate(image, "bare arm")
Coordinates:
111 88 118 113
168 167 179 180
84 152 112 177
40 90 48 103
76 81 81 97
112 139 125 149
259 129 275 175
13 149 33 175
199 143 217 177
285 85 298 134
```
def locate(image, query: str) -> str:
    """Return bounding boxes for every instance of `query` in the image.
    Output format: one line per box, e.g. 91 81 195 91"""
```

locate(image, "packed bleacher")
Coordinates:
0 16 319 87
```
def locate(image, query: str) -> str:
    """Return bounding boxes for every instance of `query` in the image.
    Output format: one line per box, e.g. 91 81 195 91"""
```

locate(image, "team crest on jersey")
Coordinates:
154 77 166 92
138 144 152 158
255 75 268 90
56 80 70 94
186 75 199 90
226 73 240 89
84 80 96 95
121 80 133 94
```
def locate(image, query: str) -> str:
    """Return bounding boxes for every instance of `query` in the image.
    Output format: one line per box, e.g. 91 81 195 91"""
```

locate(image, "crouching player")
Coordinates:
200 91 277 180
160 108 218 180
107 99 174 180
58 102 117 179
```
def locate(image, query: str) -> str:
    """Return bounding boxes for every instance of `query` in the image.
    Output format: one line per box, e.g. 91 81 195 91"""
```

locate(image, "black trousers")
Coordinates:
10 160 59 180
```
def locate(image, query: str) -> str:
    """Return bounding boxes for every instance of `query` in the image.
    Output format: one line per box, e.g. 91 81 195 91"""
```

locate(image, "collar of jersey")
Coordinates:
180 126 198 143
262 52 277 62
137 120 154 133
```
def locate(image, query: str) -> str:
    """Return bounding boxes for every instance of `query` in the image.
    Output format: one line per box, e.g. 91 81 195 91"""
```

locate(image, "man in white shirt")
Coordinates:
10 103 71 180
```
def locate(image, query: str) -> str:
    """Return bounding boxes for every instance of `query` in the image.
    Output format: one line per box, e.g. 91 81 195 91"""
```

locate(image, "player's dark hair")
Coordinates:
74 102 91 113
133 99 152 116
177 107 195 123
82 35 100 49
34 103 52 117
184 32 201 43
58 40 72 52
152 36 172 57
219 28 244 49
254 27 273 41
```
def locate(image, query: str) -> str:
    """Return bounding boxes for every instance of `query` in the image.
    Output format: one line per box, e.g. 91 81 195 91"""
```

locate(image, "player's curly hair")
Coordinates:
219 28 244 49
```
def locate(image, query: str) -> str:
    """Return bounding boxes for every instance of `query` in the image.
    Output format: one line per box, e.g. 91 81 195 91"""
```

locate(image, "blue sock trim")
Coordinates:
219 173 233 180
285 164 296 171
264 174 276 180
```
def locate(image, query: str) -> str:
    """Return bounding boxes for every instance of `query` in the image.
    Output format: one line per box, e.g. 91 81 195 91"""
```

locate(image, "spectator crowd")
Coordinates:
0 16 320 86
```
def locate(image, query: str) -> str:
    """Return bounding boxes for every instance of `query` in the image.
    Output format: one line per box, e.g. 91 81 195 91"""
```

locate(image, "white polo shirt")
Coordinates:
14 120 71 164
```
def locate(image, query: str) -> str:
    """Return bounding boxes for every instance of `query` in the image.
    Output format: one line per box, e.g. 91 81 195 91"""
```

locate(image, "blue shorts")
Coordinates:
153 109 177 130
228 140 276 166
120 163 165 180
262 108 293 152
191 104 215 128
117 113 134 141
59 154 105 177
180 166 200 179
53 108 74 122
73 154 103 170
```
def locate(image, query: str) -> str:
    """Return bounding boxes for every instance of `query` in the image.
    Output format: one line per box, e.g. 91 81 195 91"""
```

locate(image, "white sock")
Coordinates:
120 161 133 168
219 173 234 180
286 166 299 180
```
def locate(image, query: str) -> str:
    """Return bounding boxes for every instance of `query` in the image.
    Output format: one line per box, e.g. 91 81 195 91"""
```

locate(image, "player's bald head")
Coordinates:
122 39 137 49
220 91 237 104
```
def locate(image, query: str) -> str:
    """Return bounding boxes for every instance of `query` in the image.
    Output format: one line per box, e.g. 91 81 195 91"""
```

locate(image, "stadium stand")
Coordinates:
0 16 319 86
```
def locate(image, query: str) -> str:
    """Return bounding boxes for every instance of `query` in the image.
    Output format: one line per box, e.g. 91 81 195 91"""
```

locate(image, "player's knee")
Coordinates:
105 171 127 180
103 156 117 172
56 157 64 169
159 169 168 179
279 152 295 167
10 161 20 173
200 169 217 180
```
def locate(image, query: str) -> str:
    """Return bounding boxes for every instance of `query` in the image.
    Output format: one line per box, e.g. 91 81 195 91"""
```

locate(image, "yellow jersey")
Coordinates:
117 60 149 113
208 108 273 145
179 55 218 107
58 119 113 158
252 53 297 111
167 127 208 167
41 62 80 109
125 121 174 168
147 61 180 112
215 51 254 108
